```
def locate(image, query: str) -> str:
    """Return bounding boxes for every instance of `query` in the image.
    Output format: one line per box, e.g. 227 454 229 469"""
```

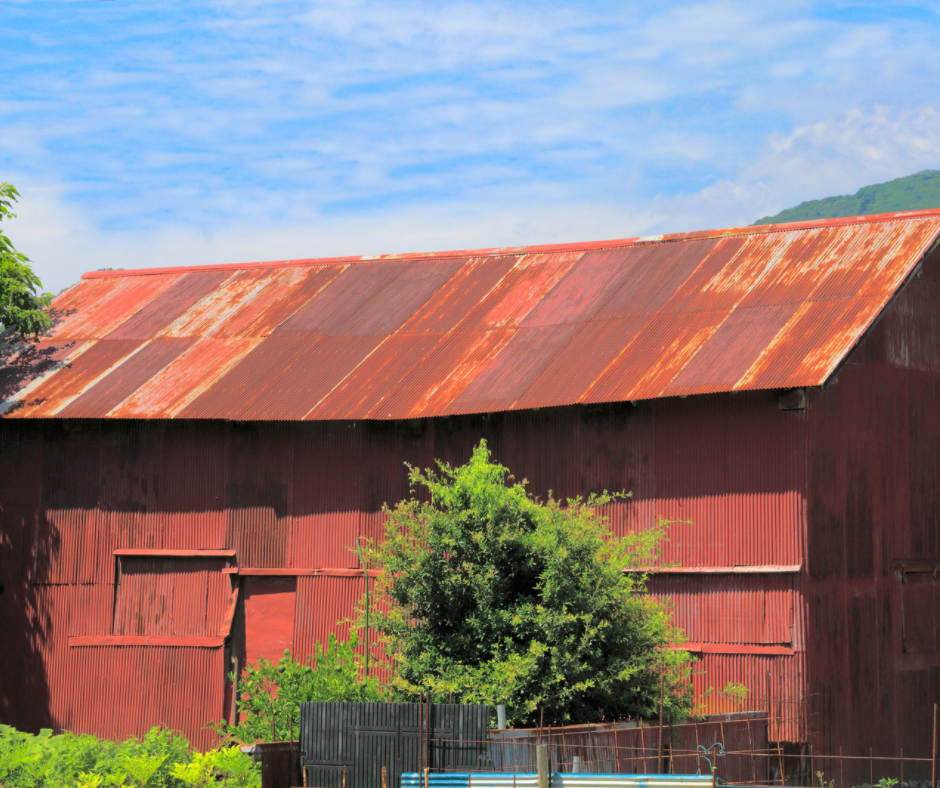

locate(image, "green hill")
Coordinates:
754 169 940 225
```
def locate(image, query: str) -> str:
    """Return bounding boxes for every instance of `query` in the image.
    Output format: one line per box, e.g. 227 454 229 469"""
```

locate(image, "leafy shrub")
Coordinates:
363 439 694 727
0 725 259 788
216 633 382 743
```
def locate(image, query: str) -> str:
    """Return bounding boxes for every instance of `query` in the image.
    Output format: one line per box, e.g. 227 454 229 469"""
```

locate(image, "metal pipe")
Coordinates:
659 676 666 775
498 705 507 730
356 540 370 679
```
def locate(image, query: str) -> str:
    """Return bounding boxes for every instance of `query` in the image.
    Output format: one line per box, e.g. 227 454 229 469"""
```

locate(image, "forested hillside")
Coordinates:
755 169 940 225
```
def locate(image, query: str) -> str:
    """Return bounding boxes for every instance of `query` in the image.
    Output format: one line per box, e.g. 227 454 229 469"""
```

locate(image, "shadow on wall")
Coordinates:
0 422 57 730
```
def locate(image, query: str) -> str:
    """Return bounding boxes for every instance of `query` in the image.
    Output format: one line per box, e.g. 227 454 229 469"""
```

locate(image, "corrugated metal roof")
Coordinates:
4 210 940 420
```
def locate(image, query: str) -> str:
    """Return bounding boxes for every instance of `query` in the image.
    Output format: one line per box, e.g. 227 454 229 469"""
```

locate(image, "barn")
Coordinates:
1 210 939 770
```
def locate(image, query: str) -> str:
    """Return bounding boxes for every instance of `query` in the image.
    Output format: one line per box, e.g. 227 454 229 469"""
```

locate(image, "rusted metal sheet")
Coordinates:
690 652 806 742
113 556 233 637
241 576 297 666
646 574 797 646
5 211 938 420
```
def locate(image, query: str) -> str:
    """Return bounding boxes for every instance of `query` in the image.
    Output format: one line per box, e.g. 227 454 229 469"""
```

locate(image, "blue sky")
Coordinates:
5 1 940 293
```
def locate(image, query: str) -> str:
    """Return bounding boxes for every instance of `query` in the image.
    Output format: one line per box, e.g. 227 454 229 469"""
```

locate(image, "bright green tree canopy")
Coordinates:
365 440 692 727
0 183 51 337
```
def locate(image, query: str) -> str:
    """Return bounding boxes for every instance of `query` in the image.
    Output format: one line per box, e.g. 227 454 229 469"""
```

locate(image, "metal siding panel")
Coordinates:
227 422 293 567
66 645 225 750
690 652 805 742
293 575 361 665
647 574 796 645
113 556 231 637
242 576 297 665
36 424 102 584
289 423 362 569
651 395 804 568
150 423 229 549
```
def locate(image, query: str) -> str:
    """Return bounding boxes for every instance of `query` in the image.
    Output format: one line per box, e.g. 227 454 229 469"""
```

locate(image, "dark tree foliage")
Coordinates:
364 441 693 727
0 183 51 337
755 169 940 225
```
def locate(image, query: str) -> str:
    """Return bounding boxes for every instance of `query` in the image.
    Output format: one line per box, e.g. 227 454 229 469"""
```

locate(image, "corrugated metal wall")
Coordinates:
801 245 940 780
0 392 806 748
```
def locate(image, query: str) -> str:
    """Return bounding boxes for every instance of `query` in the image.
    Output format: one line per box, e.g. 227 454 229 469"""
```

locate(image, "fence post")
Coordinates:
933 703 938 788
537 744 550 788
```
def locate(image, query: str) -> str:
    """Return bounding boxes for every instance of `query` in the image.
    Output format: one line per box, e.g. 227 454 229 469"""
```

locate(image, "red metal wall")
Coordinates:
802 244 940 779
0 392 806 748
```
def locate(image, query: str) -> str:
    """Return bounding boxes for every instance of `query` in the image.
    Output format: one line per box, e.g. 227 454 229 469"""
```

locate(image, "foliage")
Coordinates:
755 169 940 225
0 183 52 337
216 634 382 743
363 440 694 727
0 724 259 787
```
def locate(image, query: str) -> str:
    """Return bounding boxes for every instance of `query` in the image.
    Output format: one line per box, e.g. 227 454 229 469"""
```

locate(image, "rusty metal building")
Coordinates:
1 210 939 765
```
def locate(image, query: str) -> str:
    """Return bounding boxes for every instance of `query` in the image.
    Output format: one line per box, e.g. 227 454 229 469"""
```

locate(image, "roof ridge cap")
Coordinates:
80 207 940 280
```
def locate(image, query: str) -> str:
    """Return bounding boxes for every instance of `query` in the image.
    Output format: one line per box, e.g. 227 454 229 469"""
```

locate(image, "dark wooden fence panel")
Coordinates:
300 702 491 788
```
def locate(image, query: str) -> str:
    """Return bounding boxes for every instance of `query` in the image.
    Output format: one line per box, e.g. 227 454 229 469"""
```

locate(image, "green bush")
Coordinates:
216 633 382 744
364 439 694 727
0 725 259 788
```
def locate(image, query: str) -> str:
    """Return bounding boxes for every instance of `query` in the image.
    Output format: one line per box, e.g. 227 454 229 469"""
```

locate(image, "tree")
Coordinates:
364 440 693 727
0 183 51 337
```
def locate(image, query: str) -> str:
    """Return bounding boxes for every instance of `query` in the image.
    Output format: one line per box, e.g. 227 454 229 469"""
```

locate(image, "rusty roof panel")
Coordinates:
520 247 644 327
50 275 182 341
399 256 516 334
273 262 395 334
517 316 648 410
5 211 940 420
595 239 718 318
452 324 581 413
587 310 730 402
111 337 260 418
7 340 145 417
236 266 346 337
315 332 444 420
58 338 196 418
456 252 582 331
335 258 464 336
106 271 233 340
665 304 799 396
0 340 85 402
383 330 512 418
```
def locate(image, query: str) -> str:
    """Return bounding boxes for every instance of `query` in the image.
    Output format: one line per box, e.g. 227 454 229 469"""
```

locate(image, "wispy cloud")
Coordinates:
3 1 940 292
